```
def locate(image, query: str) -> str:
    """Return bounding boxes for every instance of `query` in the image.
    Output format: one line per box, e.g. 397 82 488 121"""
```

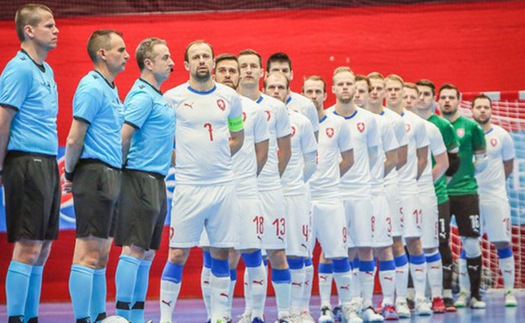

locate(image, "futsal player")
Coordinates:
438 84 487 309
160 40 244 323
1 4 60 323
64 30 129 323
113 37 175 323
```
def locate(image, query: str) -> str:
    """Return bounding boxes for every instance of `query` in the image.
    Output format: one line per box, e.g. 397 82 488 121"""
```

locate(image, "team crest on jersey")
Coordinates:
265 110 271 121
217 99 226 111
457 128 465 138
242 112 247 122
291 126 296 137
405 123 411 132
326 127 335 138
491 138 498 147
357 122 365 133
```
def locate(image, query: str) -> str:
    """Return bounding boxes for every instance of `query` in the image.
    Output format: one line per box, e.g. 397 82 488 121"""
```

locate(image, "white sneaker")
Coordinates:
237 312 252 323
469 296 486 309
318 306 334 323
395 299 411 318
454 290 469 308
415 298 432 316
301 311 316 323
505 289 518 307
361 306 384 322
343 304 363 323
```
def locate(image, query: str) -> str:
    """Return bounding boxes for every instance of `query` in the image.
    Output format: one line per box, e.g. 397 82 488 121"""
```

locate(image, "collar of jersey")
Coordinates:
187 84 217 95
319 115 328 124
285 96 292 104
93 70 116 89
139 78 162 95
485 127 494 135
20 49 45 72
256 96 264 104
333 109 358 120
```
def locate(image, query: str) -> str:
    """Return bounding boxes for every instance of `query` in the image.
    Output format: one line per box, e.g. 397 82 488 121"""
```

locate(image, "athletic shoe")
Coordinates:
301 311 316 323
469 296 486 309
395 299 410 319
431 297 445 313
252 318 265 323
343 304 363 323
443 297 457 312
333 306 343 323
505 289 518 307
237 312 252 323
274 315 297 323
381 304 399 321
406 298 415 311
146 320 153 323
318 306 335 323
361 306 384 322
454 290 469 308
415 298 432 316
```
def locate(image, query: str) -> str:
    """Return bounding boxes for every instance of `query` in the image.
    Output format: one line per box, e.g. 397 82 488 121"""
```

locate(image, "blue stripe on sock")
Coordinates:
460 249 467 259
359 260 375 272
318 263 334 274
498 246 513 259
352 258 360 269
379 259 396 271
242 250 263 267
203 251 212 269
287 257 305 270
161 262 183 283
333 258 350 273
304 258 313 267
211 258 229 278
271 268 291 283
230 269 237 281
425 252 441 263
394 254 408 267
409 253 426 265
264 259 269 267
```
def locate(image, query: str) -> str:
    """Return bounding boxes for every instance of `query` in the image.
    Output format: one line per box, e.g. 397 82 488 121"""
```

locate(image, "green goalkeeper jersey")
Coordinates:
428 114 459 204
447 115 486 196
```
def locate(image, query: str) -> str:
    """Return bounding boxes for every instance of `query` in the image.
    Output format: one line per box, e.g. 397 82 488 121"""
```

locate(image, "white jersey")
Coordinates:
418 120 447 195
476 125 515 198
370 114 399 193
281 109 318 196
286 91 320 133
308 114 353 200
326 106 380 199
395 109 429 192
164 82 243 185
255 93 292 191
233 96 270 198
380 108 409 187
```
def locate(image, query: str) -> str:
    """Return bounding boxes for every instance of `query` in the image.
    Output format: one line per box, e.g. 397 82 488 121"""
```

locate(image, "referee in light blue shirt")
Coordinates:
113 37 176 323
0 5 60 323
62 29 129 323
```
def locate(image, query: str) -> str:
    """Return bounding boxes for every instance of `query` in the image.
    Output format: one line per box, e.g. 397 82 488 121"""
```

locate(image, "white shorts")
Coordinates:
259 189 287 250
311 198 348 259
372 193 393 248
169 184 238 248
343 198 374 248
285 194 311 257
419 193 439 249
480 196 512 243
384 184 402 237
399 195 422 238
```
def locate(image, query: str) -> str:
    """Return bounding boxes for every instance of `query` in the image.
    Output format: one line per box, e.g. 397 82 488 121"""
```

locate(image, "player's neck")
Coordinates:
188 78 214 92
368 103 383 115
238 85 261 101
480 121 492 132
21 42 48 65
334 101 356 116
94 64 117 84
317 107 326 121
140 72 161 90
387 103 404 115
442 111 460 123
416 106 433 119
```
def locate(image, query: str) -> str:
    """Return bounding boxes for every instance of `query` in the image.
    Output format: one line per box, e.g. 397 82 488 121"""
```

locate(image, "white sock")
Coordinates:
302 263 314 313
201 267 211 319
395 263 409 299
333 271 352 306
160 280 181 323
409 260 427 300
227 276 236 316
246 264 267 319
359 267 375 308
273 282 291 318
210 274 230 321
243 268 253 315
350 267 360 300
319 271 334 308
499 255 515 290
379 269 395 306
290 267 306 315
426 253 443 298
458 257 470 293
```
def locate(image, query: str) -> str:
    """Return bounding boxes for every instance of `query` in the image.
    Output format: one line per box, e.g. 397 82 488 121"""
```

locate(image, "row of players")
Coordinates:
0 4 516 323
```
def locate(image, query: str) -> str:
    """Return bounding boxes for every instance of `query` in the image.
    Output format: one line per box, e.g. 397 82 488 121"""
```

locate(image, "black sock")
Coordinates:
467 255 482 298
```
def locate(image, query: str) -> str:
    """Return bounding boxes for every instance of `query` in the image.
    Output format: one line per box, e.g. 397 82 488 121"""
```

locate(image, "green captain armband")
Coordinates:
228 116 244 132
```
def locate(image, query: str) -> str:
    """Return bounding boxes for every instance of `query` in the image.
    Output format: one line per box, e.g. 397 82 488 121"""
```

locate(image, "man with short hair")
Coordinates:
438 84 487 309
416 79 460 311
303 75 355 323
1 4 60 323
467 94 516 307
113 37 175 323
160 40 244 323
64 29 130 323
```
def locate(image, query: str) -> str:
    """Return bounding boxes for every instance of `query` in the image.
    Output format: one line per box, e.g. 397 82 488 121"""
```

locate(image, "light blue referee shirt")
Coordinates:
124 78 175 176
73 70 124 169
0 50 58 155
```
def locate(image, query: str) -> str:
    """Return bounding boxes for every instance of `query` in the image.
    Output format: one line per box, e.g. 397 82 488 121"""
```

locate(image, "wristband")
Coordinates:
64 170 74 181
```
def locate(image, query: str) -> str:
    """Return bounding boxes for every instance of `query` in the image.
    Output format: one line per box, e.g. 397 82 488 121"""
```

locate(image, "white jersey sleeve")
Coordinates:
287 91 320 133
338 119 354 153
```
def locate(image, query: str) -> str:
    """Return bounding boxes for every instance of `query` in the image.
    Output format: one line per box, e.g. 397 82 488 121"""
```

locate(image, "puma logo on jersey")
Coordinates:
184 102 194 109
162 300 172 307
278 236 284 241
301 243 308 249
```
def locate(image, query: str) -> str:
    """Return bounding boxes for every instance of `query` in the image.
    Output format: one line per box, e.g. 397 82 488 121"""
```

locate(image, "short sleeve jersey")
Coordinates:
418 120 447 195
308 114 353 200
326 106 380 199
233 96 270 198
447 115 486 196
164 82 243 186
286 91 320 133
370 114 399 193
123 78 176 176
255 94 292 191
281 109 317 196
427 114 459 204
0 50 58 155
73 70 124 168
380 108 408 187
397 109 430 192
476 125 514 198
